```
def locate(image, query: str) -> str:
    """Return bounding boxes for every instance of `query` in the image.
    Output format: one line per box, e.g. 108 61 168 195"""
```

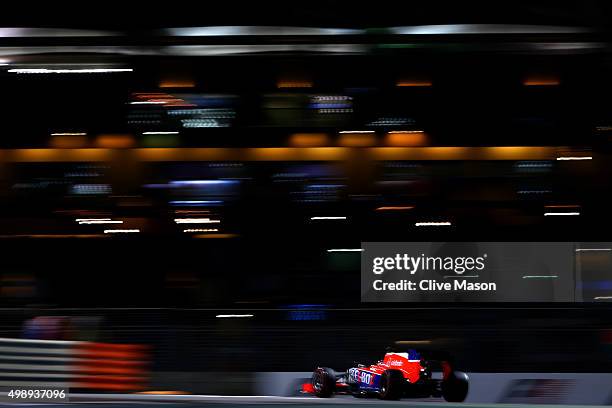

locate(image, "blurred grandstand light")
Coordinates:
415 222 452 226
174 218 221 224
395 340 432 345
167 26 363 36
376 206 415 211
130 101 167 105
95 134 135 148
103 229 140 233
78 220 123 224
523 78 560 86
594 296 612 300
183 229 219 233
277 79 313 88
389 24 591 35
51 132 87 136
159 79 195 88
385 131 428 146
76 218 112 222
215 314 254 318
396 80 433 87
522 275 559 279
310 216 347 220
143 131 179 135
289 133 329 147
169 200 223 206
576 248 612 252
556 156 592 160
169 180 238 186
544 212 580 216
7 68 133 74
327 248 363 252
339 132 377 147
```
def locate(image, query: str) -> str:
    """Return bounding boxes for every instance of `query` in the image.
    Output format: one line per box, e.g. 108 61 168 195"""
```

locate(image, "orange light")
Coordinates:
96 134 135 149
385 131 427 146
339 133 377 147
523 76 560 86
50 135 88 149
159 79 195 88
193 233 239 239
289 133 329 147
376 206 415 211
396 80 432 87
277 79 313 88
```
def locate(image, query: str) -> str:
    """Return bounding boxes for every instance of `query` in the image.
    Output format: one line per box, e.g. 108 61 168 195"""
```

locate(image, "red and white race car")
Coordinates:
305 348 468 402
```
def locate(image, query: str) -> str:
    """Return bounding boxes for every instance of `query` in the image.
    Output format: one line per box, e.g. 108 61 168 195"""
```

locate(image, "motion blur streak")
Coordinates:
7 68 133 74
523 76 561 86
396 80 433 87
385 131 428 146
50 135 88 148
376 206 415 211
289 133 329 147
0 147 564 162
338 133 377 147
95 135 135 149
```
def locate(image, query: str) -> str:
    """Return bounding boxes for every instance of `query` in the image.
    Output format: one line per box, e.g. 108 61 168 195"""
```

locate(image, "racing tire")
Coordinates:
442 371 469 402
378 369 404 400
311 367 336 398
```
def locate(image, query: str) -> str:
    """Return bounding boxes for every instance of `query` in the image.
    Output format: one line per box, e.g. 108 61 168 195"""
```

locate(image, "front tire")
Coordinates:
378 369 404 400
442 371 469 402
312 367 336 398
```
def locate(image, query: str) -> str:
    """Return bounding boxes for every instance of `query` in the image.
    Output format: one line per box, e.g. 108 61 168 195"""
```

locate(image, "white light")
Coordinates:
327 248 363 252
130 101 167 105
143 131 179 135
338 130 375 134
75 218 111 222
104 229 140 233
594 296 612 300
78 220 123 225
522 275 558 279
183 228 219 232
390 24 590 35
8 68 133 74
215 314 254 318
544 212 580 216
415 222 452 226
556 156 592 161
168 26 363 37
576 248 612 252
52 132 86 136
174 218 221 224
310 216 347 220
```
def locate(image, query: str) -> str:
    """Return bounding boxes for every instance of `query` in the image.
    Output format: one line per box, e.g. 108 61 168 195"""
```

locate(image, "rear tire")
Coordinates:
442 371 469 402
378 369 404 400
311 367 336 398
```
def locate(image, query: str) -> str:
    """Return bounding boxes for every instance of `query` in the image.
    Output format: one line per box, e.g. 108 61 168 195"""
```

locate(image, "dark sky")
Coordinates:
0 1 611 30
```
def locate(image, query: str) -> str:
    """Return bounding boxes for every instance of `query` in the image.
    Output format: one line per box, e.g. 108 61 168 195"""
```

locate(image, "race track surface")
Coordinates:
0 394 607 408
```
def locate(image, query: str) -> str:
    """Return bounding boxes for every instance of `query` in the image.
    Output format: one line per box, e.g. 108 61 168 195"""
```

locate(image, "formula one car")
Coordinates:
308 349 468 402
